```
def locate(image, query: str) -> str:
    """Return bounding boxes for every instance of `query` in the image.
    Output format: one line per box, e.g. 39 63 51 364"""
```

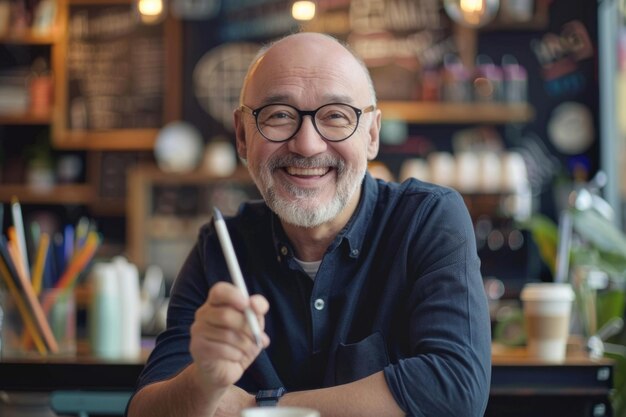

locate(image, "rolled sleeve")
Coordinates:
384 189 491 417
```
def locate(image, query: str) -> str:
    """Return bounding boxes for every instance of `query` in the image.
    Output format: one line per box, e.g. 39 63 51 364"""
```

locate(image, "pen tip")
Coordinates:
212 207 223 221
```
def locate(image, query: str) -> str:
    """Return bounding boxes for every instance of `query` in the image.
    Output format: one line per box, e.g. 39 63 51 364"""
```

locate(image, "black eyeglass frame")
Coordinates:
239 102 376 143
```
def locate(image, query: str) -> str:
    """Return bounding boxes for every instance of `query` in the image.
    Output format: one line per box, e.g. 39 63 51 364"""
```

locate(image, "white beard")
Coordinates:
249 154 365 228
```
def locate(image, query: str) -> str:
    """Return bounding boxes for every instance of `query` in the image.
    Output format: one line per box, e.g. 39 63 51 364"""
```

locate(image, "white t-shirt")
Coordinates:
294 258 321 280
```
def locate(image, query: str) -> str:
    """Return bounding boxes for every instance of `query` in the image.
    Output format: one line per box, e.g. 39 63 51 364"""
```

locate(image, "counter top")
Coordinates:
0 346 614 417
0 344 613 393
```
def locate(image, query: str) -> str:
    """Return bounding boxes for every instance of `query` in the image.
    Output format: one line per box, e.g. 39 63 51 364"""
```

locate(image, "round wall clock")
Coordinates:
193 42 260 131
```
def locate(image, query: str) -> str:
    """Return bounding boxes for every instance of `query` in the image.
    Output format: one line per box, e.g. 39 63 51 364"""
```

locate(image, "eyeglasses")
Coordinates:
239 102 376 143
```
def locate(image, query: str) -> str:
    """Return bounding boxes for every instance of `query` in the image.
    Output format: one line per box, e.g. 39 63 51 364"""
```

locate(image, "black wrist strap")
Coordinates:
255 387 286 407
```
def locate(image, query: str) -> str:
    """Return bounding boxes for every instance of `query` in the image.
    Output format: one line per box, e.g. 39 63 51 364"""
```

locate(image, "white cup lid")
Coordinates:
241 408 320 417
520 283 575 301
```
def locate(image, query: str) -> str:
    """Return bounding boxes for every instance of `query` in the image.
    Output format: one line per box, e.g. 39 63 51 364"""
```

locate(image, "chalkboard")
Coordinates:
53 0 181 150
184 0 456 141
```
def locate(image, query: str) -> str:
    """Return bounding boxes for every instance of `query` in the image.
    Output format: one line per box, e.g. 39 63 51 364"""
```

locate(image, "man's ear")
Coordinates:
234 109 248 160
367 109 382 160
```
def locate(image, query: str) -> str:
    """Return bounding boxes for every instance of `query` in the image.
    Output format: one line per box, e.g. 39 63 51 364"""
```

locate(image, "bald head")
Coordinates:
239 32 376 108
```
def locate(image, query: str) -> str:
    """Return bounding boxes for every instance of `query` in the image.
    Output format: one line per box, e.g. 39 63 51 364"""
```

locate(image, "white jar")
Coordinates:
89 262 122 359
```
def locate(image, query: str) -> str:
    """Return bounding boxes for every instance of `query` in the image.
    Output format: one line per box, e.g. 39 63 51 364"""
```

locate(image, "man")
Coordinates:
127 32 491 417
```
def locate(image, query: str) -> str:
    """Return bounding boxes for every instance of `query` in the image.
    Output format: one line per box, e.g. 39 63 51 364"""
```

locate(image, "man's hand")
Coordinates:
214 386 256 417
190 282 270 390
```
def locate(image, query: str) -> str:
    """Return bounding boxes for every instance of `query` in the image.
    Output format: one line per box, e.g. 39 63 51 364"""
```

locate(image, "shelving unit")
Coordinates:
378 102 535 124
126 165 259 281
0 22 74 204
0 4 91 213
0 0 547 258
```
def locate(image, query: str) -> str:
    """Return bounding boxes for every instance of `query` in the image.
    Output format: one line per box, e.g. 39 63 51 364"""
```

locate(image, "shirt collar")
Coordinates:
335 172 378 258
270 172 379 261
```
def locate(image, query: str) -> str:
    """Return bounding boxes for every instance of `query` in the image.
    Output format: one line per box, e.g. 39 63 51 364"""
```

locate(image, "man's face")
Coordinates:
235 35 380 228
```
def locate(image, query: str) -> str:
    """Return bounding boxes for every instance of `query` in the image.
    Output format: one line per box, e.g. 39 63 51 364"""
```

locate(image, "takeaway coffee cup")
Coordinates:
241 407 320 417
521 283 575 362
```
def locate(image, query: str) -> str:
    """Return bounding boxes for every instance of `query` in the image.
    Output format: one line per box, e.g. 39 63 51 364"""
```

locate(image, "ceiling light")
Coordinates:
443 0 499 28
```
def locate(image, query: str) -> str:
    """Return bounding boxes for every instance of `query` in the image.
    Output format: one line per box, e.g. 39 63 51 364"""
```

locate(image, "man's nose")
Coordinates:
287 116 328 156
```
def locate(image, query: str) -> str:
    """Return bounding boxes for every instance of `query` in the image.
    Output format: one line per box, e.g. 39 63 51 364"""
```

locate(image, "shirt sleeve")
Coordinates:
383 188 492 417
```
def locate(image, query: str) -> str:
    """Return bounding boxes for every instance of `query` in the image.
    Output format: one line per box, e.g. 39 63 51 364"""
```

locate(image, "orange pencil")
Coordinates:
0 255 47 355
39 232 100 317
32 233 50 294
7 241 59 353
7 226 29 281
54 231 100 291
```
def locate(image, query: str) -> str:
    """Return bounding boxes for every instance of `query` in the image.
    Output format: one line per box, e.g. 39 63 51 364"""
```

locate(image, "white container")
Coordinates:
114 256 142 360
501 151 529 192
428 152 456 187
89 262 122 359
399 158 430 183
478 151 502 193
455 152 480 192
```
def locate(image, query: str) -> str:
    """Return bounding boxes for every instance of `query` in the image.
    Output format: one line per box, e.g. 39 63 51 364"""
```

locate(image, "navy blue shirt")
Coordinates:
136 174 491 417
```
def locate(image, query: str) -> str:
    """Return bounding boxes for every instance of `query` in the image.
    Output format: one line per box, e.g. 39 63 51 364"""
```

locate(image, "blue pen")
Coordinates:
42 242 55 290
53 232 65 280
63 224 74 265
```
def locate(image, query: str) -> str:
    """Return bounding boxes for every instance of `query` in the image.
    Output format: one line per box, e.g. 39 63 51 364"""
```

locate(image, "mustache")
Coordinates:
266 154 345 171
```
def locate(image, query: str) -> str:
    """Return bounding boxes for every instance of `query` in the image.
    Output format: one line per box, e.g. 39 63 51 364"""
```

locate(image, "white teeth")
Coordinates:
286 166 329 176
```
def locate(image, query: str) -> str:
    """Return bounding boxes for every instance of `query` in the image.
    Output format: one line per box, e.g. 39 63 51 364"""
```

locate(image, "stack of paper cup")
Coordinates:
479 151 501 193
399 158 430 183
428 152 455 187
455 152 480 192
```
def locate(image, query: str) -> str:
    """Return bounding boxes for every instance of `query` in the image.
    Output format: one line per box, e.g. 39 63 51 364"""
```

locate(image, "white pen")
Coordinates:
212 207 263 347
11 196 30 279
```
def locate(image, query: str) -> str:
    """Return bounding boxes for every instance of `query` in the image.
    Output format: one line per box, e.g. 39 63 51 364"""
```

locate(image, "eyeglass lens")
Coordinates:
256 104 359 142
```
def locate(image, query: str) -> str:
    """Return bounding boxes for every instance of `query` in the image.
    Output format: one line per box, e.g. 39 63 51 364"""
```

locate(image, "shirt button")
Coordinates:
313 298 325 311
351 249 359 256
280 246 288 256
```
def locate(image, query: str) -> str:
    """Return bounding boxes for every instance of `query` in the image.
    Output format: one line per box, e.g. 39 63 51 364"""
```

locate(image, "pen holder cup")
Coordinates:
0 288 77 360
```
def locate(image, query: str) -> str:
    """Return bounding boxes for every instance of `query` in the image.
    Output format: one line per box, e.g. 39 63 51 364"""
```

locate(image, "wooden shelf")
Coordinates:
146 215 210 239
89 197 126 216
377 101 535 124
52 129 159 150
0 184 95 205
128 165 253 184
0 32 58 45
127 165 258 272
0 112 53 125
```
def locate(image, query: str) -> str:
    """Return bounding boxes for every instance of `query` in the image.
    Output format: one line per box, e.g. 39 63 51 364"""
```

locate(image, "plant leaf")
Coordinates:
572 209 626 260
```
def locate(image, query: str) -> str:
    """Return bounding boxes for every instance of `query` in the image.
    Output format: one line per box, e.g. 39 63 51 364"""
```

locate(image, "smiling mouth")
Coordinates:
285 166 331 177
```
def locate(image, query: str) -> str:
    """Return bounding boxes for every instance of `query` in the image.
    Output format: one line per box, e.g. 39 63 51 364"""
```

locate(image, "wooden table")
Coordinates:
0 346 615 417
487 345 614 417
